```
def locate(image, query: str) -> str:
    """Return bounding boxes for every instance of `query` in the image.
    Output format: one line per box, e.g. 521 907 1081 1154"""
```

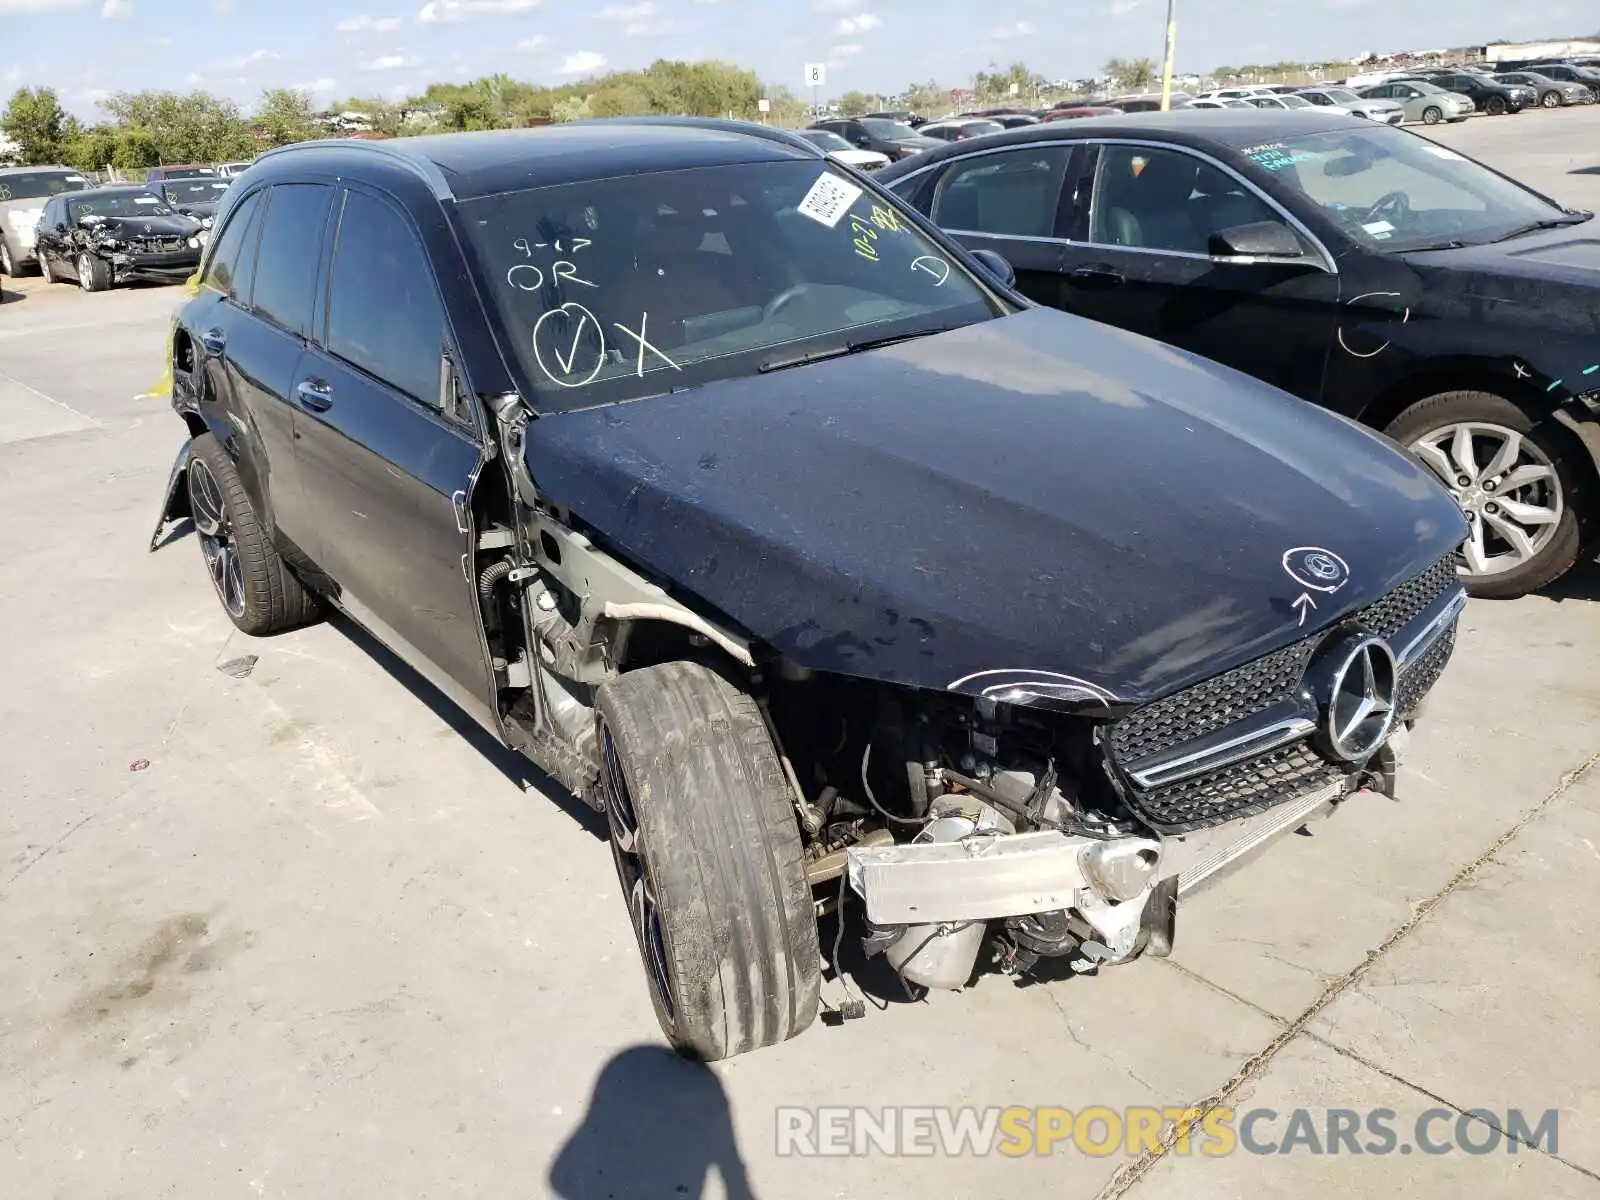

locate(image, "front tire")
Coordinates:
77 253 111 292
1387 391 1591 599
596 661 820 1061
1421 105 1443 125
185 433 322 634
38 251 56 284
1541 91 1560 108
1485 95 1507 116
0 236 19 277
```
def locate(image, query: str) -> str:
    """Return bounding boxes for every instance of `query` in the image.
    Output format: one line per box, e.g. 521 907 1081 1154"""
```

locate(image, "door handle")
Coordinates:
294 379 334 412
1069 264 1125 286
201 327 226 355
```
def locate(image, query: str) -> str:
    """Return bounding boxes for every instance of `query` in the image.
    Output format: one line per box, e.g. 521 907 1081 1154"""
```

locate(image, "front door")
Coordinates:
290 185 497 733
1058 141 1341 404
920 143 1077 308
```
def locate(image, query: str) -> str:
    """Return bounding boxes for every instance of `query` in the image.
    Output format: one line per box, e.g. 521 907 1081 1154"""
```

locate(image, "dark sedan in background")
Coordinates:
808 116 944 160
1404 71 1533 115
34 186 205 291
1493 70 1595 108
879 111 1600 597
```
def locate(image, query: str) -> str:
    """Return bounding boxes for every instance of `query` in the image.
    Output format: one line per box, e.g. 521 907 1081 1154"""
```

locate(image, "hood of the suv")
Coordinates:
91 212 203 238
522 308 1465 707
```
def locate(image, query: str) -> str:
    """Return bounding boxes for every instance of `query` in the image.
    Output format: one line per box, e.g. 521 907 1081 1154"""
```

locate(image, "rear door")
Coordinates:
900 142 1079 308
1057 140 1341 403
291 184 496 730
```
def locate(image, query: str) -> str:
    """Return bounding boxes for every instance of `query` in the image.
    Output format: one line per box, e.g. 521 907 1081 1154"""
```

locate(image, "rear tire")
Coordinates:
185 433 323 634
1422 105 1443 125
595 661 820 1061
1386 391 1591 599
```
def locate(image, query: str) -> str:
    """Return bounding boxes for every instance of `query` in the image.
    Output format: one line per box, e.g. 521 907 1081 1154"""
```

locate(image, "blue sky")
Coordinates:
0 0 1588 117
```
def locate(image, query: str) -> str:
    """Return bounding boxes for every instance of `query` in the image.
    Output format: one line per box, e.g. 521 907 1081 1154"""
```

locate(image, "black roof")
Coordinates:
253 119 826 202
71 184 160 197
876 109 1382 180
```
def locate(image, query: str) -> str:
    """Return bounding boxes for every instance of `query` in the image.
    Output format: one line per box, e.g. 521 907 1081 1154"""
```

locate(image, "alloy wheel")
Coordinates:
1410 422 1564 579
77 255 93 291
186 456 246 618
0 240 12 275
600 724 675 1022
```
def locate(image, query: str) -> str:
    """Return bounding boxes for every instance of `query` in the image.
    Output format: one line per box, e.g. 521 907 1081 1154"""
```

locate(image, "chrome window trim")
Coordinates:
1077 137 1339 273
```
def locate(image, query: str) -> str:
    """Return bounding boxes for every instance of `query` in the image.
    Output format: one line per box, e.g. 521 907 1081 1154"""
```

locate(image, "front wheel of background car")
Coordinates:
1541 92 1560 108
185 433 323 635
1387 391 1591 599
76 253 111 293
38 252 56 284
1485 96 1507 115
1421 106 1443 125
0 237 16 277
595 660 821 1061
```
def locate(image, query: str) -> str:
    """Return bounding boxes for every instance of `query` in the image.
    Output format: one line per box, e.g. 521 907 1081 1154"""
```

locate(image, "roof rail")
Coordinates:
572 116 825 159
251 137 455 199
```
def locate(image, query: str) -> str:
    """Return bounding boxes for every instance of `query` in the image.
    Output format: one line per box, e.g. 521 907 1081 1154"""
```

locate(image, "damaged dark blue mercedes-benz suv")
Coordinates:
150 118 1468 1060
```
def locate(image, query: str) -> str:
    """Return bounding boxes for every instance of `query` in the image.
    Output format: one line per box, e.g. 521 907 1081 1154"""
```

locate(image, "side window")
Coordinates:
251 183 334 337
202 189 262 300
931 145 1071 237
325 189 446 407
1089 145 1284 255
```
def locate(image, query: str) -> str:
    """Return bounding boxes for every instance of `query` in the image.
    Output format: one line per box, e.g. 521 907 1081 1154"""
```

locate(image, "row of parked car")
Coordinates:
0 160 254 294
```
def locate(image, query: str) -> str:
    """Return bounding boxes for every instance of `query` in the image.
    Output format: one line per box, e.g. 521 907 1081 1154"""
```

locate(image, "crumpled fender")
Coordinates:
149 439 191 551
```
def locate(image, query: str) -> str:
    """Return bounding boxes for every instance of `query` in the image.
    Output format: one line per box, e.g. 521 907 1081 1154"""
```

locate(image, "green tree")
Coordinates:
1 87 70 165
835 89 875 116
1104 56 1157 90
62 123 119 172
102 90 255 163
254 87 320 147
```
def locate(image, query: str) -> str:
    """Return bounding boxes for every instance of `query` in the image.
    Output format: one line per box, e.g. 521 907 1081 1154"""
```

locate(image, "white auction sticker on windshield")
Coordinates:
135 196 160 204
1423 145 1464 161
796 172 863 229
1361 220 1394 237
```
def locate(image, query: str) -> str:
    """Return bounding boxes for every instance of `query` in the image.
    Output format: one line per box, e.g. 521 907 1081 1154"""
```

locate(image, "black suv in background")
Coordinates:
1410 71 1532 114
150 119 1466 1062
808 116 944 159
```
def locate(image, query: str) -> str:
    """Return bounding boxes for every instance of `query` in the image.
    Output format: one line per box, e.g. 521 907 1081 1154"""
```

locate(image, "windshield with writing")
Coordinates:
70 192 176 221
1246 127 1574 252
459 160 1002 413
0 170 89 202
166 180 230 202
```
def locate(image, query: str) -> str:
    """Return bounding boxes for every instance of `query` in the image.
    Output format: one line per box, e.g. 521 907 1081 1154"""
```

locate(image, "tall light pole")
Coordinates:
1159 0 1178 110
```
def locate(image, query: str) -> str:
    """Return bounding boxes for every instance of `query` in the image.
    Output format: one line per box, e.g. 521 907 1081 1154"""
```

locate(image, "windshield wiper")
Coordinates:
757 325 958 374
1486 213 1593 244
1403 239 1469 252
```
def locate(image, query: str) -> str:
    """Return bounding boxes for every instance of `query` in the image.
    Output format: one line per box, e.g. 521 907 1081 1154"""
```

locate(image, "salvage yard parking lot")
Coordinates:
2 109 1598 1199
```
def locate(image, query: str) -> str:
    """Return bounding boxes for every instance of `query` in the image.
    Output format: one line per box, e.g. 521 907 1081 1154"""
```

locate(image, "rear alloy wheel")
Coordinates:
184 433 322 634
1541 91 1561 108
1422 105 1443 125
1485 95 1507 116
1388 391 1589 598
77 253 111 292
595 661 820 1061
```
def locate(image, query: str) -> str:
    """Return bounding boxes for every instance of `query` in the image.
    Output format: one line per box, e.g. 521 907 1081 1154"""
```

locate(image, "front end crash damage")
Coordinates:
824 567 1464 991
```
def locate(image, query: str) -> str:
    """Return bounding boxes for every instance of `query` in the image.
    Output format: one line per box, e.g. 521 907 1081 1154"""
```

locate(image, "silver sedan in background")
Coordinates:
1296 85 1406 124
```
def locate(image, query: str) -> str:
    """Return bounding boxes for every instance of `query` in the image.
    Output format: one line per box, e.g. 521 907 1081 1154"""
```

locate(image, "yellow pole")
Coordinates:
1159 0 1177 110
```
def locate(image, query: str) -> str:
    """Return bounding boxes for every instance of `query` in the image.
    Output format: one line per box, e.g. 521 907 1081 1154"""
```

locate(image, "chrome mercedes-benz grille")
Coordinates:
1130 741 1343 833
1112 550 1460 833
1110 551 1457 765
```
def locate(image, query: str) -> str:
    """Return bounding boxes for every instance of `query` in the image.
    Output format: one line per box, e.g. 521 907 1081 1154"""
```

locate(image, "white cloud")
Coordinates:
833 11 877 34
516 34 545 49
417 0 540 22
337 13 403 30
990 20 1033 39
1110 0 1141 13
359 53 418 70
594 1 680 35
101 0 133 17
812 0 859 9
211 0 233 12
558 50 606 75
294 77 339 92
825 42 863 67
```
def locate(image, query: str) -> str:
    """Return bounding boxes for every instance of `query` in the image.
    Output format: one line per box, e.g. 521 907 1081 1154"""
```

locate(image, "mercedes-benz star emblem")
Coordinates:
1322 634 1398 764
1282 546 1351 594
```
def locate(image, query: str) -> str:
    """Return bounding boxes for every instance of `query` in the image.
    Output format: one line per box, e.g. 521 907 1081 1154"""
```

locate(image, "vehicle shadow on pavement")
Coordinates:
1540 556 1600 601
549 1045 757 1200
0 287 25 306
326 609 609 838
